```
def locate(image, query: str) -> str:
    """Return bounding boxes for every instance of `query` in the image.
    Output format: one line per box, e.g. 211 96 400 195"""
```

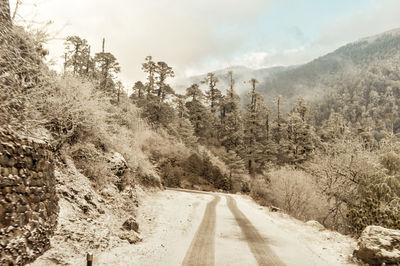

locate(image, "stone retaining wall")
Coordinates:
0 127 58 265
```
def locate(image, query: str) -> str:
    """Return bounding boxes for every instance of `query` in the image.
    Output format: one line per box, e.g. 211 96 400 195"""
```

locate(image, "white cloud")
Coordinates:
222 51 274 69
283 46 305 55
318 0 400 48
9 0 400 86
248 0 400 71
10 0 272 87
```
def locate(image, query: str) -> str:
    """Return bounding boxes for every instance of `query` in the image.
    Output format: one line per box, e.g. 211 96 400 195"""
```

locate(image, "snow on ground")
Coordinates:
27 157 144 266
94 189 357 265
29 182 357 265
95 190 211 265
214 196 258 266
231 194 357 265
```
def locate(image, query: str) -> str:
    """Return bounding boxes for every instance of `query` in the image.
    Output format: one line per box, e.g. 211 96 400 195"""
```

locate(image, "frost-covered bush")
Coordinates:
309 141 400 235
25 73 162 187
0 25 48 128
250 175 271 206
264 167 328 221
346 151 400 235
30 77 109 146
70 143 115 189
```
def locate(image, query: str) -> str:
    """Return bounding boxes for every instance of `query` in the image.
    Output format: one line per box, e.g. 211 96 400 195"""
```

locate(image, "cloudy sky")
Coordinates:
10 0 400 88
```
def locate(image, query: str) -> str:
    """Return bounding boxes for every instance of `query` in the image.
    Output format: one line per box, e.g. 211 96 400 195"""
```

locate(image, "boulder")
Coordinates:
306 220 325 231
108 152 128 177
355 225 400 265
122 217 139 232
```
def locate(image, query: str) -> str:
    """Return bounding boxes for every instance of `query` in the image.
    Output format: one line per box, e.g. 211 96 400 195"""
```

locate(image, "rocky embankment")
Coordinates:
0 127 58 265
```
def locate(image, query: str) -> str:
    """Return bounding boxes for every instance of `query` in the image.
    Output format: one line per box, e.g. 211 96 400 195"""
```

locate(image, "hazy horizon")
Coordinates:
9 0 400 90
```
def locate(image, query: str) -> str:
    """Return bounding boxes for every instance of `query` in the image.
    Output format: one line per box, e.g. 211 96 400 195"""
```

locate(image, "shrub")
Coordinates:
28 76 109 146
252 167 328 222
308 141 400 234
24 73 163 188
70 143 115 189
250 175 270 206
348 196 400 236
0 26 48 128
159 162 182 187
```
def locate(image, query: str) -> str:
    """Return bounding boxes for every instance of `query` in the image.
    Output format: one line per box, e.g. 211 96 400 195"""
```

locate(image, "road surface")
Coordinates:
96 189 356 265
180 192 285 266
181 195 220 266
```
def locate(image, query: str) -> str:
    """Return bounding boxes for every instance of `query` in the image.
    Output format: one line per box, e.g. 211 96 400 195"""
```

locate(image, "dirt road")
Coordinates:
226 196 285 266
181 195 220 266
181 192 284 266
96 189 357 265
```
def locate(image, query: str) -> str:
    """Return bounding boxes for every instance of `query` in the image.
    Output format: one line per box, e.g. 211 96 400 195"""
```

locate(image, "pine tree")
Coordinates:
285 100 315 164
219 71 244 152
130 81 145 101
271 98 315 164
243 79 270 174
142 56 157 97
138 57 176 126
94 46 120 93
175 95 189 119
174 95 199 147
115 80 124 104
155 61 175 102
185 85 213 141
186 83 204 102
64 36 91 76
225 150 246 192
202 72 222 115
176 117 199 147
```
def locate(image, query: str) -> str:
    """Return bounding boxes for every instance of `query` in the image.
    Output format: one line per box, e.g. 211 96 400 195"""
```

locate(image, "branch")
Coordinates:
12 0 21 20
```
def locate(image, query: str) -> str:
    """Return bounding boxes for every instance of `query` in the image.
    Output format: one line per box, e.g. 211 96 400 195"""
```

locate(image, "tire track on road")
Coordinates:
227 196 286 266
182 195 220 266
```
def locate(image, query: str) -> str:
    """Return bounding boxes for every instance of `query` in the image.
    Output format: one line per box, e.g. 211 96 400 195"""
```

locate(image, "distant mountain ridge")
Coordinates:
175 27 400 112
357 27 400 43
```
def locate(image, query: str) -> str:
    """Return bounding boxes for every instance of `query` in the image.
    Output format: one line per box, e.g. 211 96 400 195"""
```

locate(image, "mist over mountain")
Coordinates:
176 28 400 113
173 65 291 96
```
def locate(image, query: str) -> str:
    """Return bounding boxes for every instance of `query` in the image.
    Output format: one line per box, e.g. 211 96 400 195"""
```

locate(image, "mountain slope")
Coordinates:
256 28 400 111
176 28 400 113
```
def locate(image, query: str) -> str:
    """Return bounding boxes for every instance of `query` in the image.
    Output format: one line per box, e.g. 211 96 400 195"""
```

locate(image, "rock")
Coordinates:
80 205 90 214
119 231 142 244
84 193 93 202
270 206 280 212
122 217 139 232
355 225 400 265
306 220 325 231
108 152 128 177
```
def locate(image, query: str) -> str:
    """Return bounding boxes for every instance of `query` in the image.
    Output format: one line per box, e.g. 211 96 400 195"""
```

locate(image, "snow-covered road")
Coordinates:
95 189 357 265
